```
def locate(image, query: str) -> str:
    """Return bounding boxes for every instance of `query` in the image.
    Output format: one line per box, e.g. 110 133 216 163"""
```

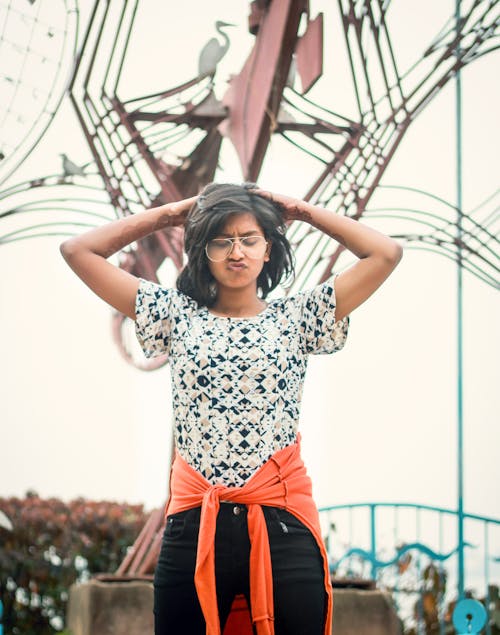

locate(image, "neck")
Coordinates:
210 285 266 317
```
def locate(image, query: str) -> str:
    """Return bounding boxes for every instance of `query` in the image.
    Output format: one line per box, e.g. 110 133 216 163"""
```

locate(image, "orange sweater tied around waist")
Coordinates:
165 436 333 635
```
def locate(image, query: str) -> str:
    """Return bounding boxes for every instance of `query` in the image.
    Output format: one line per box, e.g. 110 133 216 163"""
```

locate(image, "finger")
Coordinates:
251 189 274 202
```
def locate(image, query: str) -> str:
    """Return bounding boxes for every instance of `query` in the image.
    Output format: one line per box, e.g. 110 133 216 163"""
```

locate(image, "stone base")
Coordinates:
67 579 154 635
67 580 401 635
333 589 402 635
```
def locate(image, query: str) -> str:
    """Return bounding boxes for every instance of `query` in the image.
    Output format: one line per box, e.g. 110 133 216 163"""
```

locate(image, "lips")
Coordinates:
227 263 247 271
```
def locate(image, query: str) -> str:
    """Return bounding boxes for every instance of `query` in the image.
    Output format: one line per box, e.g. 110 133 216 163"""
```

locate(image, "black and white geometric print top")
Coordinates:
135 276 349 487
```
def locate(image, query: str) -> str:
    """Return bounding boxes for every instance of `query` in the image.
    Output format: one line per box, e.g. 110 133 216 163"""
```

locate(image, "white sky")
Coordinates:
1 0 499 578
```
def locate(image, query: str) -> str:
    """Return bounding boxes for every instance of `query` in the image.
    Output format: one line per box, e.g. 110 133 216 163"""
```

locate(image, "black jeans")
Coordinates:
153 503 327 635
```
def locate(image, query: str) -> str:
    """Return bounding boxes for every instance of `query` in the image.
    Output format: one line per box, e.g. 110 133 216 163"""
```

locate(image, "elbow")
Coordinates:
375 241 403 274
383 240 403 266
59 237 80 262
59 239 72 261
391 242 404 264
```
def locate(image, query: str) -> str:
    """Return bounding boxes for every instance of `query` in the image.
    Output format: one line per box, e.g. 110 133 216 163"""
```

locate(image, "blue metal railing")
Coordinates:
318 502 500 634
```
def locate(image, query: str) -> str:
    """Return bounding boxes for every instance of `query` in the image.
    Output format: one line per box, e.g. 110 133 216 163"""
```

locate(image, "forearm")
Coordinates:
60 197 196 259
260 193 405 320
295 202 402 262
58 197 196 319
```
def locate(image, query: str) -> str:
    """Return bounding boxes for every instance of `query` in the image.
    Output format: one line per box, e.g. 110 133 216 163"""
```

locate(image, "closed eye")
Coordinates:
241 236 263 246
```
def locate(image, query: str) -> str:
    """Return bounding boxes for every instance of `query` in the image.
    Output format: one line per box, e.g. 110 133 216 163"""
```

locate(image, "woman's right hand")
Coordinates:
166 195 198 227
59 195 197 320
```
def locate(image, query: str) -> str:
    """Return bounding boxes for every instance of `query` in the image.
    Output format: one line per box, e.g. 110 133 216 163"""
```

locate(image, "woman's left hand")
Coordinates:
252 189 310 223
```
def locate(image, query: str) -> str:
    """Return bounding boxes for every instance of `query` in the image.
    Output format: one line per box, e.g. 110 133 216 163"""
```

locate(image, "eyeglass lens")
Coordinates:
206 236 267 261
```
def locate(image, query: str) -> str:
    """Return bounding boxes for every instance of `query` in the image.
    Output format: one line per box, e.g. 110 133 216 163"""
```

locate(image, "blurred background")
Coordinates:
0 1 498 632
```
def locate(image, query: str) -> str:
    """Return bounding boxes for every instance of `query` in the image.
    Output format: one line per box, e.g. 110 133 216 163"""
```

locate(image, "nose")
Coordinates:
229 239 244 258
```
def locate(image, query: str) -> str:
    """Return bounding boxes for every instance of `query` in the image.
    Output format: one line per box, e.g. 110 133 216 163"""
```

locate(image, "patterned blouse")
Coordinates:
135 277 349 487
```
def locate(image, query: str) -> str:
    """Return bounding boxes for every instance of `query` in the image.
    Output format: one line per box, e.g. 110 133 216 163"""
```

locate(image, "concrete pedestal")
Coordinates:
332 589 402 634
67 581 401 635
67 579 154 635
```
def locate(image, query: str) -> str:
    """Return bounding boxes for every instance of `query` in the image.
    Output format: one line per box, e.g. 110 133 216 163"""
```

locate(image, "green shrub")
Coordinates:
0 491 148 634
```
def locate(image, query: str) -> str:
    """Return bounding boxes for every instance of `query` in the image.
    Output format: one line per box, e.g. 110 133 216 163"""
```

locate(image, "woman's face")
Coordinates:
207 212 270 293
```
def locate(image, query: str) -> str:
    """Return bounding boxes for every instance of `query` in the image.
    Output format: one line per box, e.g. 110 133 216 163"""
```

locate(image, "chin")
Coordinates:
220 275 259 289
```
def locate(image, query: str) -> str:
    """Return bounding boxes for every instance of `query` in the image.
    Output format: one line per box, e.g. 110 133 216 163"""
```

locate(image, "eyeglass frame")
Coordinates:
204 234 269 262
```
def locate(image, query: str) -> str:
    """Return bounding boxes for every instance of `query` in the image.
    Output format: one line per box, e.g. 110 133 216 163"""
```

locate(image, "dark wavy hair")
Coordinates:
176 182 295 307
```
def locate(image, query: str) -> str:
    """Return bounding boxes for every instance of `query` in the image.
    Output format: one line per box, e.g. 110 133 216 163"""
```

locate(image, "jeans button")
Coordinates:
233 505 241 516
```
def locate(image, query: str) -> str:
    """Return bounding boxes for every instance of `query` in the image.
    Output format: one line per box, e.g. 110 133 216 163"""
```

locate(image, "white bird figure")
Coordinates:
198 21 234 76
60 153 86 177
0 510 13 531
286 55 297 89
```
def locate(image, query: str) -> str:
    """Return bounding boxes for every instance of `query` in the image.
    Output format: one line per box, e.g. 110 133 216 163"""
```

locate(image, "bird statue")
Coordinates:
0 510 13 531
198 20 234 76
60 153 86 177
286 54 297 89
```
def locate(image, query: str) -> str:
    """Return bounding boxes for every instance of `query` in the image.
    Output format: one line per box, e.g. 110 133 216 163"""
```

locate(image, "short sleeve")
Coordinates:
134 278 187 359
298 274 349 355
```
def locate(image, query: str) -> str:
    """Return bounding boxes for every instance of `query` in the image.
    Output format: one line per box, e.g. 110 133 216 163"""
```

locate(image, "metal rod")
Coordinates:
318 502 500 525
485 522 491 635
370 504 377 581
439 512 445 635
455 0 465 601
393 506 399 612
416 508 423 634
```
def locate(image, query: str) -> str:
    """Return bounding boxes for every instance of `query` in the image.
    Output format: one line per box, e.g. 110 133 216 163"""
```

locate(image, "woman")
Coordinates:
60 182 402 635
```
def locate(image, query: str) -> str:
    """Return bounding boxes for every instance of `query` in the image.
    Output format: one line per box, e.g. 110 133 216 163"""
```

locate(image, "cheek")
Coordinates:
208 260 225 281
254 259 267 277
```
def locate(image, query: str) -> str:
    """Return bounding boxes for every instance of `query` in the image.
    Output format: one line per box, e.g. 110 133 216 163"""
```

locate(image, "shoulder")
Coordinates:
134 279 198 359
276 276 349 354
277 276 339 313
135 278 198 316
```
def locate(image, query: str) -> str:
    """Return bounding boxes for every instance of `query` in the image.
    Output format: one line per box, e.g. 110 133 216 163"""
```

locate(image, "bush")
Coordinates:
0 491 148 635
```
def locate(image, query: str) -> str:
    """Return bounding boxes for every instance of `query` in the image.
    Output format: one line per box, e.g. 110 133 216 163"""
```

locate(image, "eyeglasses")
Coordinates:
205 235 268 262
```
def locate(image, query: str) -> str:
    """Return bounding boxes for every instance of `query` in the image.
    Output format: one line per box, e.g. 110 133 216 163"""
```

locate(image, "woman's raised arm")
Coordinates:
254 190 403 322
59 197 196 320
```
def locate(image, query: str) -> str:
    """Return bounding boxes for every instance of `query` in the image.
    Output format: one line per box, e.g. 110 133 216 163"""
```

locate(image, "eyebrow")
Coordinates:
216 230 264 237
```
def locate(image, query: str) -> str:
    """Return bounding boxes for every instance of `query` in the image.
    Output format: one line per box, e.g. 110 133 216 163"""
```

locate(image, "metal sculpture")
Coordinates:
320 502 500 632
0 0 79 185
1 0 498 371
452 598 488 634
198 21 235 76
0 0 498 609
334 542 475 572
